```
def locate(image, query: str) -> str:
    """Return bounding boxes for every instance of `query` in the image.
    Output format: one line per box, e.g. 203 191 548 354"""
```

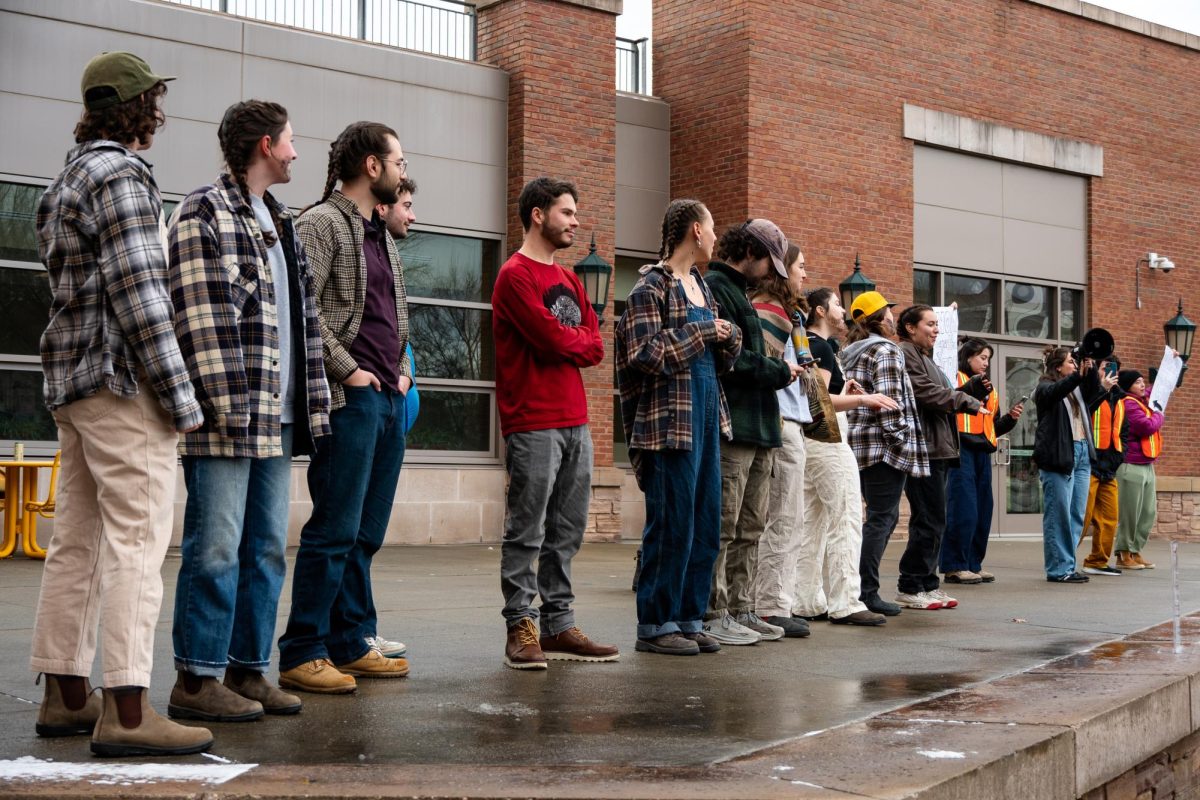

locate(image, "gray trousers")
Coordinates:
708 441 773 620
500 425 593 635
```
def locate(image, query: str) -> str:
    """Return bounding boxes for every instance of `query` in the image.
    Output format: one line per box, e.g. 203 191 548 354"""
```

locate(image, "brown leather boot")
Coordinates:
168 672 263 722
540 626 620 662
1116 551 1145 570
224 670 302 715
504 618 547 670
35 674 102 737
91 688 213 757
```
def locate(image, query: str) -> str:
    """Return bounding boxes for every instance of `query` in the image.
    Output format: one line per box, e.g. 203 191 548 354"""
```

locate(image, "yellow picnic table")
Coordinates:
0 457 56 559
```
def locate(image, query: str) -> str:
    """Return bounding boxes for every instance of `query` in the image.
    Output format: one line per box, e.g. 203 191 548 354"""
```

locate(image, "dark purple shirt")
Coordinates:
349 216 400 390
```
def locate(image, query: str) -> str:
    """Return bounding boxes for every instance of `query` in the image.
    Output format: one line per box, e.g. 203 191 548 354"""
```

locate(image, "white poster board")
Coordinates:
1149 346 1182 412
933 306 959 385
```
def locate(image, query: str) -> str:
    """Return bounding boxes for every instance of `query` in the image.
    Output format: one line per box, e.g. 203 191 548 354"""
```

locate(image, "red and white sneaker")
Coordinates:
927 589 958 609
895 592 943 610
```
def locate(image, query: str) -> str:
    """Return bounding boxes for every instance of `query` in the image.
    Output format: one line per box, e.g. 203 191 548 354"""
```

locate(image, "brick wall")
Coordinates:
476 0 620 538
653 0 1200 480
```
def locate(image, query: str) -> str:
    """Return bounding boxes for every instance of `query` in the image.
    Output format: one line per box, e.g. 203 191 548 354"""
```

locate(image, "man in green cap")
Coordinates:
28 51 213 757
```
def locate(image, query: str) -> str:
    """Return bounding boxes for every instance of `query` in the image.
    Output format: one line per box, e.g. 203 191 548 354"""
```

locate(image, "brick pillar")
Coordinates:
476 0 622 540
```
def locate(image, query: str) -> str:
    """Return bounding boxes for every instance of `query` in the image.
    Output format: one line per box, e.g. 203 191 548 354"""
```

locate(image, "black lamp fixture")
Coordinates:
1164 297 1195 387
573 234 612 323
839 253 876 314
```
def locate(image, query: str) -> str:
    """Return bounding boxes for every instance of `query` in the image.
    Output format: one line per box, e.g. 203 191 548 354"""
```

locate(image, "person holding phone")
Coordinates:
1079 355 1124 576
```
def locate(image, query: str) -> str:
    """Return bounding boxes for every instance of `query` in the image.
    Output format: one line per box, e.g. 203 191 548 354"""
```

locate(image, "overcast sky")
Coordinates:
616 0 1200 40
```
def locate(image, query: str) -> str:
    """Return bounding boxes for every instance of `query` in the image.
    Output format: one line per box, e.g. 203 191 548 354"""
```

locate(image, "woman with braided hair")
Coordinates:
616 199 742 656
168 100 331 721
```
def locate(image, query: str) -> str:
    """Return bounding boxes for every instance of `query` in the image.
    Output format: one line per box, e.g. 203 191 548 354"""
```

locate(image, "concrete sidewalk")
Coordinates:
0 538 1197 796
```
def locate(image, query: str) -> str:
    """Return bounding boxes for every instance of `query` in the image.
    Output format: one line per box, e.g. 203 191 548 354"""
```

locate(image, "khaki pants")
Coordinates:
30 387 178 688
753 421 806 618
1082 475 1118 569
708 441 772 619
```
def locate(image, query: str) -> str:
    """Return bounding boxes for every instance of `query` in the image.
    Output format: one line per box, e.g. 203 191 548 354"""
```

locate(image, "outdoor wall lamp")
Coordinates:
839 253 875 319
1134 252 1176 309
1164 298 1195 387
573 234 612 324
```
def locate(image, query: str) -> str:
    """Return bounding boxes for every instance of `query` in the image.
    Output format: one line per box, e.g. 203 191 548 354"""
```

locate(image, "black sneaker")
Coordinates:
681 631 722 653
635 633 700 655
1082 566 1122 576
865 598 903 616
764 616 811 638
1048 572 1090 583
794 612 828 622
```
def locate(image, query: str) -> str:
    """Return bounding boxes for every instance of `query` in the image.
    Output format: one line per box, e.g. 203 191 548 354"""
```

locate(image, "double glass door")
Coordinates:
992 344 1046 536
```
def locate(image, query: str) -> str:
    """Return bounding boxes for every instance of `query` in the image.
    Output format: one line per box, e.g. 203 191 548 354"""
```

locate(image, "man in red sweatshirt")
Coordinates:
492 177 619 670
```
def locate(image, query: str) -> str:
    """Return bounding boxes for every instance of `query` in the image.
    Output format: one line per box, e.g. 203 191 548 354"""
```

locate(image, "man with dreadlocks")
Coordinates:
167 100 329 721
277 121 413 692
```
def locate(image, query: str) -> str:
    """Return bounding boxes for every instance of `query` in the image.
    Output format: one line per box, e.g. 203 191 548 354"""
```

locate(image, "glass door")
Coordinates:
993 344 1046 535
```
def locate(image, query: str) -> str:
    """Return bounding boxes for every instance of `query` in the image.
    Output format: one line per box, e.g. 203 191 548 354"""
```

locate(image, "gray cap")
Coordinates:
744 219 789 278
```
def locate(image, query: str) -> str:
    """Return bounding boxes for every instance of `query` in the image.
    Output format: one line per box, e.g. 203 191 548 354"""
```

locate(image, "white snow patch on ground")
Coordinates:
917 750 966 759
475 702 538 717
0 757 255 785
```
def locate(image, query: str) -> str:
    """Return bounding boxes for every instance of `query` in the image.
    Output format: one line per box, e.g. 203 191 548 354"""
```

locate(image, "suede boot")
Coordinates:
168 672 263 722
35 674 102 737
224 669 302 715
91 688 213 757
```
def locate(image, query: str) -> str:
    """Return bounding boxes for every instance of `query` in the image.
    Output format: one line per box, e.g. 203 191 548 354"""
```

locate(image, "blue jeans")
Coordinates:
941 447 993 573
636 341 721 639
1039 439 1090 579
173 425 294 676
278 386 406 669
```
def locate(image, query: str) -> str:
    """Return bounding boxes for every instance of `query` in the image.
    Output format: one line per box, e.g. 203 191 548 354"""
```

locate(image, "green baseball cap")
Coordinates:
81 52 175 111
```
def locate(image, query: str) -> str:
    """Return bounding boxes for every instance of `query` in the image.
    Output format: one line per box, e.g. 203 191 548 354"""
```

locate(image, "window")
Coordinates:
944 274 998 334
1060 288 1084 342
1005 282 1052 339
395 229 503 461
913 269 939 307
611 254 654 466
0 180 56 450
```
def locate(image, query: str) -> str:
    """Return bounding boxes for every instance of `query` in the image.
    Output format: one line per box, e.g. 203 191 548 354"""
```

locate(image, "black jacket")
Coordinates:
1032 372 1101 474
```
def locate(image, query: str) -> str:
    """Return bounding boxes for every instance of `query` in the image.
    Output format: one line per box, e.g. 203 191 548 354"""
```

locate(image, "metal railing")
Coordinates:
616 36 650 95
162 0 476 61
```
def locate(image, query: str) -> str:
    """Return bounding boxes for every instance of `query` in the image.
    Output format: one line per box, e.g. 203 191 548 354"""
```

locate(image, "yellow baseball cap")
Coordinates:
849 290 895 321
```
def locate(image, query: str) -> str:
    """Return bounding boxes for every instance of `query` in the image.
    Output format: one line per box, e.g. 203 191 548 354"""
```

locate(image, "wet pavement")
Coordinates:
0 538 1196 771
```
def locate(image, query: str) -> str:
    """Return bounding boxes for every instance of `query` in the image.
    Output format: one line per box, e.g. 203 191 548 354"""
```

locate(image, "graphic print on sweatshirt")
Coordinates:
543 283 582 327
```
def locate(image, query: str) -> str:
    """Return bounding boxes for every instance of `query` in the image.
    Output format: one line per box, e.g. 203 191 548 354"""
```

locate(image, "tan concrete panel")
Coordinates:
1002 162 1086 229
0 0 241 53
913 146 1003 216
616 93 670 130
913 204 1003 272
458 468 506 502
0 94 82 182
430 502 482 543
615 185 669 257
385 503 433 545
1002 218 1087 283
616 122 669 192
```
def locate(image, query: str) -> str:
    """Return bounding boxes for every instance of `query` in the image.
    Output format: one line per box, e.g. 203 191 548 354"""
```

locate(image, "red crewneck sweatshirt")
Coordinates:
491 252 604 436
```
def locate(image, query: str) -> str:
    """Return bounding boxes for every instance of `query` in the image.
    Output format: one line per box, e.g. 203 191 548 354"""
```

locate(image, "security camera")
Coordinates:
1148 252 1176 273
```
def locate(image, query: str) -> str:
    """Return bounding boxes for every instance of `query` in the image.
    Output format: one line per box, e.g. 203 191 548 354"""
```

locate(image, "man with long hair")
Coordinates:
30 52 212 757
277 121 413 692
167 100 330 721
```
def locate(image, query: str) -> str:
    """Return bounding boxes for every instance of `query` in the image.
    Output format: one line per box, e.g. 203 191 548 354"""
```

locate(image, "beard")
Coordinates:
370 172 400 205
541 224 574 250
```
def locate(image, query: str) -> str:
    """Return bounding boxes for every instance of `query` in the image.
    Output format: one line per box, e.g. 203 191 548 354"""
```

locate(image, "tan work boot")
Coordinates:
335 648 409 678
91 688 213 757
279 659 357 694
224 670 302 715
1116 551 1145 570
168 672 263 722
504 618 548 670
35 674 102 737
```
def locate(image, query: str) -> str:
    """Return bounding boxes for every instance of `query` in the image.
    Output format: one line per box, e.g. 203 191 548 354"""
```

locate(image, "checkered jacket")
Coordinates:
616 263 741 481
297 192 410 411
36 140 202 429
169 175 330 457
842 335 930 477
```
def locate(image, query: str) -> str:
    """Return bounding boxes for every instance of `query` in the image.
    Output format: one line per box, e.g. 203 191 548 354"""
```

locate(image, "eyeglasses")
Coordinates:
377 155 408 171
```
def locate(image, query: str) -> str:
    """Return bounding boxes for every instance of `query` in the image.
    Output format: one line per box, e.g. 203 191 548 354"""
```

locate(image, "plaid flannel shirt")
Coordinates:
36 141 202 429
297 192 410 411
615 263 741 481
169 175 331 458
843 336 930 477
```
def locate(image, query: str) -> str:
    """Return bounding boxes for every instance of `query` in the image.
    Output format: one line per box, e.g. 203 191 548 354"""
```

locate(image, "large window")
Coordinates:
395 229 502 461
914 263 1084 345
0 181 56 449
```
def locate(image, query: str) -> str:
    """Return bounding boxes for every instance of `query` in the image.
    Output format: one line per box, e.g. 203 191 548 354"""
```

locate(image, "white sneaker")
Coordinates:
365 635 407 658
927 589 958 609
895 592 943 610
735 612 785 641
702 613 762 645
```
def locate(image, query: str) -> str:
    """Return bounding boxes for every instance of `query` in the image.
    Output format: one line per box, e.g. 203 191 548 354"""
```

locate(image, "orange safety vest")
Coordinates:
1123 396 1164 458
955 371 998 446
1092 400 1123 453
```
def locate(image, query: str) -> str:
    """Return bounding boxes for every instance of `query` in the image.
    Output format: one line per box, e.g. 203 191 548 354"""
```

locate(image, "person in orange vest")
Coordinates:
1079 355 1123 576
1114 370 1165 570
941 338 1023 584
